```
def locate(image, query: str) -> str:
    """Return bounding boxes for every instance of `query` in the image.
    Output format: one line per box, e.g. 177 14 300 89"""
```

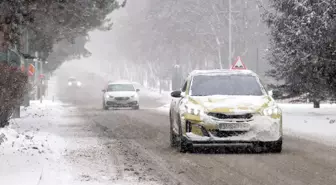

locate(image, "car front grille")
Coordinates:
208 130 248 138
207 112 253 120
206 113 254 134
115 97 130 101
106 101 137 107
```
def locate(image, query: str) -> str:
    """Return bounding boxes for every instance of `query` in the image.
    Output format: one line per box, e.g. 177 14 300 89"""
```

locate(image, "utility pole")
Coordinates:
40 60 43 103
35 51 38 100
23 29 30 107
34 51 43 103
256 47 259 74
228 0 232 69
216 37 222 69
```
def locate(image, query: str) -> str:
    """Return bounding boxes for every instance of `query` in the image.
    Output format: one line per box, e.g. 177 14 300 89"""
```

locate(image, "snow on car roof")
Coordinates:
189 69 257 77
108 80 134 85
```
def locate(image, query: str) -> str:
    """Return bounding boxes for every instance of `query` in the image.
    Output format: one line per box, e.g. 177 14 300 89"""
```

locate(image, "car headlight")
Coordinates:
68 82 72 86
262 106 282 116
184 104 204 116
77 81 82 86
109 95 114 98
131 95 135 98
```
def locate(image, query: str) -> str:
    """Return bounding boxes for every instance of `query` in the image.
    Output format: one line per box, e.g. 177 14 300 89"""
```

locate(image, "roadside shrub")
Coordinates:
0 63 27 127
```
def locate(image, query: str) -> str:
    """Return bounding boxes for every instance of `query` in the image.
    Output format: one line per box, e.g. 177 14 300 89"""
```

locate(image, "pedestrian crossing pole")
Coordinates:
228 0 232 68
23 29 30 107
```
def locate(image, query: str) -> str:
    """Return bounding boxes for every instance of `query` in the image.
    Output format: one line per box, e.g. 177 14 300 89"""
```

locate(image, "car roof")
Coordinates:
188 69 257 77
108 80 134 85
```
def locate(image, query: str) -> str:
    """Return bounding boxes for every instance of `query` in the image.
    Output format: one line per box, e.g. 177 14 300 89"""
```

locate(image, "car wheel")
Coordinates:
178 136 191 153
132 105 139 110
266 138 282 153
103 101 108 110
169 113 178 147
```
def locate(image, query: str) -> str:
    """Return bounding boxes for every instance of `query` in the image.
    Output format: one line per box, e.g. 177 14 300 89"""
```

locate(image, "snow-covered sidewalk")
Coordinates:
281 103 336 147
0 100 161 185
0 101 72 185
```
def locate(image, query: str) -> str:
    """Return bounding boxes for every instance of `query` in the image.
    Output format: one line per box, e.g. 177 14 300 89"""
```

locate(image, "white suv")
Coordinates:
102 82 140 110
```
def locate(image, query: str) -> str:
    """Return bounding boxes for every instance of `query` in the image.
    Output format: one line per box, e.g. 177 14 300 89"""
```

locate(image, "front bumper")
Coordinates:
105 98 138 107
182 114 282 146
67 85 80 88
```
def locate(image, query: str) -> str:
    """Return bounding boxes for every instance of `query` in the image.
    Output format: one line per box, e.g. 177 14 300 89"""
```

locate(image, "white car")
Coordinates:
102 82 140 110
67 77 82 88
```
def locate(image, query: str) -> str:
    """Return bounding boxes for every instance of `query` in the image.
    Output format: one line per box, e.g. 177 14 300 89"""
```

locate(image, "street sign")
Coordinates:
28 64 35 76
39 74 45 79
230 56 247 70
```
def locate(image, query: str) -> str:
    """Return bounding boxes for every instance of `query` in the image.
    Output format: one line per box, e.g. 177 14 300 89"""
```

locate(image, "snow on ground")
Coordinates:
0 100 73 185
138 87 172 105
280 103 336 147
154 96 336 147
0 100 162 185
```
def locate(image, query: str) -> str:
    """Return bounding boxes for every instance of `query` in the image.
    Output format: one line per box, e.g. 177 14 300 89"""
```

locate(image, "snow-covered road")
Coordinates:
3 75 336 185
0 100 162 185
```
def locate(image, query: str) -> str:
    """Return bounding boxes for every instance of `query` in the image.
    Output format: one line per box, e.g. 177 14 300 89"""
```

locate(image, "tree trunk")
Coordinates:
313 100 320 108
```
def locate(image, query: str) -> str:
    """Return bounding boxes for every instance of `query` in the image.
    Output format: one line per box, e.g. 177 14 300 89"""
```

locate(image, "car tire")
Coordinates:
132 105 139 110
178 136 194 153
103 101 108 110
169 113 178 147
266 138 282 153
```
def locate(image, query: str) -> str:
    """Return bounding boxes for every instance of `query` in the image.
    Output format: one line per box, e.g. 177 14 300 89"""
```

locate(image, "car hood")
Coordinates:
107 91 137 97
188 95 274 113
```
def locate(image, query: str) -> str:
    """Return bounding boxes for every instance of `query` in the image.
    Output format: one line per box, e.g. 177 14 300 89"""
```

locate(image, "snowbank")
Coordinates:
138 87 172 104
155 104 170 114
0 100 70 185
280 103 336 147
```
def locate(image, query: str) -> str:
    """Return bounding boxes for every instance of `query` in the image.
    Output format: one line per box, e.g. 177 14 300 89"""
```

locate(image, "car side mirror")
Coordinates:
171 90 182 98
271 89 281 99
136 89 140 92
102 89 106 93
268 90 273 97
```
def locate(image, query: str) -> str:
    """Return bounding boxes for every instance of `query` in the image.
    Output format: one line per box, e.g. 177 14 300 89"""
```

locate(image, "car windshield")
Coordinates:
68 78 76 82
107 84 135 92
190 75 264 96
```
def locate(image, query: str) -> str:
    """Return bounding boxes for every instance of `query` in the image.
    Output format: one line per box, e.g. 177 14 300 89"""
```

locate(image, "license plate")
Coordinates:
218 123 250 131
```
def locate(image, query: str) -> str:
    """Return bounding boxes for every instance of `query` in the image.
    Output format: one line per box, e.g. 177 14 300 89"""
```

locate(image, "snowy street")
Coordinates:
2 0 336 185
0 100 162 185
2 76 336 185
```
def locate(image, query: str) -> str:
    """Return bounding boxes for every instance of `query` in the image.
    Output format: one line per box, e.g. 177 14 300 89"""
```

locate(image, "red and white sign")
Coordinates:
39 74 45 79
28 64 35 76
230 56 247 70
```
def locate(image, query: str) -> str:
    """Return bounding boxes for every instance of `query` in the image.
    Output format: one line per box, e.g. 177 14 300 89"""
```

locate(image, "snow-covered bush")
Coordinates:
0 63 27 127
